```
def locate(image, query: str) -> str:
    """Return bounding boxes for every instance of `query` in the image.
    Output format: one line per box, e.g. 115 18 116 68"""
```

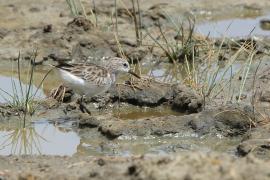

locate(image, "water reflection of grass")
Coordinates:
0 127 46 155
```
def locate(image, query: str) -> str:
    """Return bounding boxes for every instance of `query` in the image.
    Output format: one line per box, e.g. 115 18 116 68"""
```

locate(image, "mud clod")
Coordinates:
67 17 94 32
127 165 138 176
79 115 100 128
109 82 202 113
97 159 106 166
89 171 98 178
43 24 52 33
237 127 270 159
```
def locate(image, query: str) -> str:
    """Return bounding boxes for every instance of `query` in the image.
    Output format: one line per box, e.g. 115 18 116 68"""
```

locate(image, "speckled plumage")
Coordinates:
54 57 133 98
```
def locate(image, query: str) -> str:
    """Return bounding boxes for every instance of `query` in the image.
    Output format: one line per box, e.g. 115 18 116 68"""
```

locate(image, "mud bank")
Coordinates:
0 152 270 180
78 105 257 139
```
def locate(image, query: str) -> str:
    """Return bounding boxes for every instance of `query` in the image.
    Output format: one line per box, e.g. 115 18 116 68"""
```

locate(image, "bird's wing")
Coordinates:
55 63 112 86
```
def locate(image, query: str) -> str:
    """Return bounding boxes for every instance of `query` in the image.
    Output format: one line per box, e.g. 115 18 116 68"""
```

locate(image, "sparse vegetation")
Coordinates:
146 16 199 63
0 51 53 127
0 52 37 119
183 37 259 107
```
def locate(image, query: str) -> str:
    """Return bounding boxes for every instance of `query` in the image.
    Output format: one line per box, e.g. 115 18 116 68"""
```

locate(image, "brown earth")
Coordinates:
0 153 270 180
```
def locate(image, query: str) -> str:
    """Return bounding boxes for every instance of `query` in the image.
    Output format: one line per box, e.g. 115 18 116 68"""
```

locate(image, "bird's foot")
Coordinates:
77 97 92 115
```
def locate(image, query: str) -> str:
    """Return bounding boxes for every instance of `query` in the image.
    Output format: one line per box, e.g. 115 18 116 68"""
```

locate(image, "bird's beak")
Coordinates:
128 70 141 79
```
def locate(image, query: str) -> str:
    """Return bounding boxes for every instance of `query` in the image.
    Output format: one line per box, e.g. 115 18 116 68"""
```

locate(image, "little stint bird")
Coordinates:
52 57 140 114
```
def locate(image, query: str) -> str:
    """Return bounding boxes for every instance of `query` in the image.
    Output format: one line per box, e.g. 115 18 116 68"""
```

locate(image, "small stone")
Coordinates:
237 142 252 156
97 158 105 166
127 165 137 176
43 24 52 33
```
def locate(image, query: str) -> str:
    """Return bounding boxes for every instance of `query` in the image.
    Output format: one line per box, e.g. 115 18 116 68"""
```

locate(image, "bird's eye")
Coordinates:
123 63 128 68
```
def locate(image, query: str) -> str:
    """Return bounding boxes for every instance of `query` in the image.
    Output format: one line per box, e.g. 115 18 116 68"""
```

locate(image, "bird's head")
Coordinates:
106 57 131 74
104 57 140 78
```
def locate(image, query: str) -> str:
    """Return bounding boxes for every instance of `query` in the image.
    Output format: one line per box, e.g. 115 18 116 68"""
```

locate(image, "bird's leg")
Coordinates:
77 96 92 115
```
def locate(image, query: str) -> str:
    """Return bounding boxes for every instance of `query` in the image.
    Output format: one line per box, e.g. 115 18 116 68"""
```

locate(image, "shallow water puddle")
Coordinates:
0 118 242 156
0 120 80 155
197 14 270 37
78 132 242 156
0 75 45 103
113 106 184 120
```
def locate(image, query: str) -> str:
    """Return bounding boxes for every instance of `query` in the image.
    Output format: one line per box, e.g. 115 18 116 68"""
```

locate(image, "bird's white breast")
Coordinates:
58 69 112 97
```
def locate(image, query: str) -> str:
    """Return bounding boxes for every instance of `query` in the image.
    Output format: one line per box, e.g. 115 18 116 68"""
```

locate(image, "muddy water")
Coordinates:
113 105 184 120
0 118 242 156
77 134 241 157
197 14 270 37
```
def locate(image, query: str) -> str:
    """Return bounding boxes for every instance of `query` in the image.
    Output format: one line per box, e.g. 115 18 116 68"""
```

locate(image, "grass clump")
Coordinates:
183 37 259 107
0 50 53 127
146 16 200 63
